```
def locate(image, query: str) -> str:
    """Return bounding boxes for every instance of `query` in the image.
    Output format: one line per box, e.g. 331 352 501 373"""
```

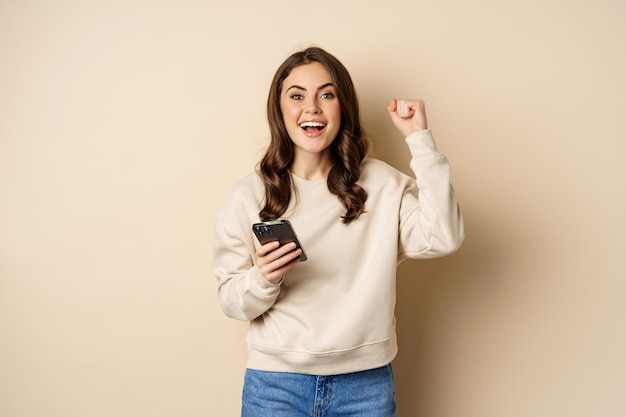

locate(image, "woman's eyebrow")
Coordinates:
286 84 306 92
285 82 335 93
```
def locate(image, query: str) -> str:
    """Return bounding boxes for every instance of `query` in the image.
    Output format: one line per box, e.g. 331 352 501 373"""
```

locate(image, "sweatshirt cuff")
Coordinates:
405 129 440 156
251 265 282 298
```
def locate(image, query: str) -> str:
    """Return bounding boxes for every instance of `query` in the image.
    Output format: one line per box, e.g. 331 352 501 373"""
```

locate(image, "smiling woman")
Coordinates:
280 62 341 177
212 46 464 417
261 47 371 225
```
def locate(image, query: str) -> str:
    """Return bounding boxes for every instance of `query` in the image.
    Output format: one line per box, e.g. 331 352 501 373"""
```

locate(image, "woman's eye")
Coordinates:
290 94 303 100
321 92 335 99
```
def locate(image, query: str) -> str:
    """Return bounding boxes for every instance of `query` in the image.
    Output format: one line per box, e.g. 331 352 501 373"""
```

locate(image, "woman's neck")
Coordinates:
291 154 333 180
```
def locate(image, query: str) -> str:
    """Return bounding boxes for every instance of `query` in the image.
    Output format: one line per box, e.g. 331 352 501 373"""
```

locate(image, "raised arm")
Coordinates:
388 99 464 259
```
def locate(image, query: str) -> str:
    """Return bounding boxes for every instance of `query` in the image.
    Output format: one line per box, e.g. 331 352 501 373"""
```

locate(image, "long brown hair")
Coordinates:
258 47 369 224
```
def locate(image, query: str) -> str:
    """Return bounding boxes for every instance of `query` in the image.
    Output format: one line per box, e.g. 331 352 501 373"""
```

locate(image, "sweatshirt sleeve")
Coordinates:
397 129 464 261
213 214 282 321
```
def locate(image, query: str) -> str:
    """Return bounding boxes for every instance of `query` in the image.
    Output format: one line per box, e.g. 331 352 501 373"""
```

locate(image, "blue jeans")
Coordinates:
241 364 396 417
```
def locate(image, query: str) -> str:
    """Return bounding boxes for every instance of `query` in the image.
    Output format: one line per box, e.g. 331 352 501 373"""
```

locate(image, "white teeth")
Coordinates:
299 121 326 128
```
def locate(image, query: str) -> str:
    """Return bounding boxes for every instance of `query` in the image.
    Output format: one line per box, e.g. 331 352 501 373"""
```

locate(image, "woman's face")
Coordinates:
280 62 341 161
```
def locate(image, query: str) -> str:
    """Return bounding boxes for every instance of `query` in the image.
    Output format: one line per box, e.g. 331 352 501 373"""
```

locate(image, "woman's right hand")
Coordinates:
255 241 303 284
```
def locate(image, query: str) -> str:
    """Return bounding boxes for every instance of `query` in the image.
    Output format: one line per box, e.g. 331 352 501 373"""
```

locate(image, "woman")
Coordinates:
213 46 464 417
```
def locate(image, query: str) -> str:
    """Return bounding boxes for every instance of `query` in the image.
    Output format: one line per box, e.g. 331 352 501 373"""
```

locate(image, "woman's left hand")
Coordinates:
387 98 428 137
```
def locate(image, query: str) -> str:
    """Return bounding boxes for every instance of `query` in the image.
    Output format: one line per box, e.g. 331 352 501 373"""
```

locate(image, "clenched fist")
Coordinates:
387 98 428 137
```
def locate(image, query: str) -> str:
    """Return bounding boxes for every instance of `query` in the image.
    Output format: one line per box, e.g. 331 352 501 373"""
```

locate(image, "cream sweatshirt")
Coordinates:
212 129 464 375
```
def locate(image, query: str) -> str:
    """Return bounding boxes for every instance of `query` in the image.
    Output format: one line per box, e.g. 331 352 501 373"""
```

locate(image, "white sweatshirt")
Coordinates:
212 129 464 375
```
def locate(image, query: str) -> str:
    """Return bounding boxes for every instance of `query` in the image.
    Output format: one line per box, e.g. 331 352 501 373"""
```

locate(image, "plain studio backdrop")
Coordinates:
1 1 625 416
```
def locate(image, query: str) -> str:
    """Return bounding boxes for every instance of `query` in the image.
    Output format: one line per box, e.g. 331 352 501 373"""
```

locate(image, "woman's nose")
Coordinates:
305 99 321 113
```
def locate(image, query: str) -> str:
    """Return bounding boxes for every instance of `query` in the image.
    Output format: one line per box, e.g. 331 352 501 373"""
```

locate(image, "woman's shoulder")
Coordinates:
233 170 263 189
217 171 264 213
360 158 413 184
361 158 395 172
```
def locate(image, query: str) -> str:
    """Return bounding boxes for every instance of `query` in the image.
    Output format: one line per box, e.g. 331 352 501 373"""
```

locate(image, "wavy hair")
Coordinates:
258 47 369 224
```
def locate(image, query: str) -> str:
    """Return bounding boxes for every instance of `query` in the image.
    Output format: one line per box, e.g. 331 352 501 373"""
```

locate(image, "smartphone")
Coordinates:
252 220 307 262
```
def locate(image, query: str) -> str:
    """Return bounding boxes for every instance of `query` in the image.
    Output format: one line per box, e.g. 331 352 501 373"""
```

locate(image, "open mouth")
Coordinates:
299 121 326 134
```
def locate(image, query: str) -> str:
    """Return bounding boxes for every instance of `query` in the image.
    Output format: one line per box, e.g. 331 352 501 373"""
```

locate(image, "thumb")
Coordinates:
387 98 398 114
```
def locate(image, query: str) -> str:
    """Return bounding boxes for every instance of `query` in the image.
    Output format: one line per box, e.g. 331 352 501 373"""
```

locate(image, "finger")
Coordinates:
269 242 299 262
256 241 280 257
387 98 398 113
257 242 299 266
272 256 301 275
262 255 301 284
259 245 303 281
396 100 415 119
397 100 409 118
269 248 302 271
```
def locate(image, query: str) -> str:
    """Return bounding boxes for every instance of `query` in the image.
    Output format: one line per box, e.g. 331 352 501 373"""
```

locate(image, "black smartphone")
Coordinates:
252 220 307 262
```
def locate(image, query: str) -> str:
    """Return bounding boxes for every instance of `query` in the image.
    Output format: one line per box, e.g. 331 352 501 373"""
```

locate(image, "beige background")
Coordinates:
1 0 625 416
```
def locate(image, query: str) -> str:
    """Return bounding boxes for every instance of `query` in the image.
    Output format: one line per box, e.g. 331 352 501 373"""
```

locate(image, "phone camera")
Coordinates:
256 225 272 237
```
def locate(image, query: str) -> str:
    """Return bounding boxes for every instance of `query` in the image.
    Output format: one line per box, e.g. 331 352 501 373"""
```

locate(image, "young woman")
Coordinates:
213 46 464 417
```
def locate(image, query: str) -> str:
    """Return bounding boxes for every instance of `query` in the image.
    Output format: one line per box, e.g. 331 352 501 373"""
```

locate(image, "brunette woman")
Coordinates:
213 46 464 417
